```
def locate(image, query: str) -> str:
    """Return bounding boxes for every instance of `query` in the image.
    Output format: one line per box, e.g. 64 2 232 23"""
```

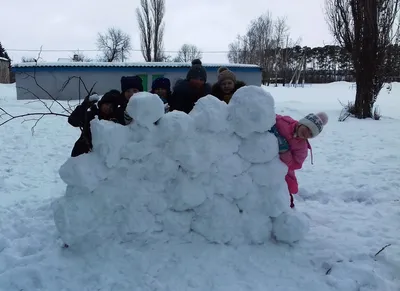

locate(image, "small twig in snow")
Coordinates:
325 267 332 275
374 244 391 257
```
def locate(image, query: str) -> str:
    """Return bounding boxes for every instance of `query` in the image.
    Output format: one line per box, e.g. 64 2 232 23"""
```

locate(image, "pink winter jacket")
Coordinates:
275 115 311 194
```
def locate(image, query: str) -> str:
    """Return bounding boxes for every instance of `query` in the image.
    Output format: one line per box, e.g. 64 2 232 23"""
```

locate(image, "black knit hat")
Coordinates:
121 76 144 92
186 59 207 82
98 89 120 108
152 77 171 91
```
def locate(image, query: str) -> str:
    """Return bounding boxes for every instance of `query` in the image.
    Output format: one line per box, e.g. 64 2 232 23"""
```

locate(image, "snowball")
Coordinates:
91 118 129 168
53 85 308 248
191 196 242 244
166 171 207 211
228 86 276 138
163 210 193 236
52 192 107 245
241 212 272 244
238 132 279 163
272 211 310 243
248 157 288 188
58 154 109 193
154 111 195 144
126 92 165 127
189 95 231 133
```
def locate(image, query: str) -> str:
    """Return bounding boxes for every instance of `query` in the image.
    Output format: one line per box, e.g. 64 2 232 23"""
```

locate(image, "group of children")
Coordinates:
68 59 328 208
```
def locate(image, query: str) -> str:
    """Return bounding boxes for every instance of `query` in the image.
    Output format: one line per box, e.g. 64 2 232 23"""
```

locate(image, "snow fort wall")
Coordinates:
52 86 309 248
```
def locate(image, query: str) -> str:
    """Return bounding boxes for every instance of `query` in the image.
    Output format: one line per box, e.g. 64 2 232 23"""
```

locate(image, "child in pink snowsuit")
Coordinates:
273 112 328 208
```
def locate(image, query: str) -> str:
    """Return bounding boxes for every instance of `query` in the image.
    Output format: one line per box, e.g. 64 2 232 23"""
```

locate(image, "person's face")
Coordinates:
154 88 167 99
296 124 312 139
124 88 140 100
189 78 205 88
100 103 113 116
220 79 235 94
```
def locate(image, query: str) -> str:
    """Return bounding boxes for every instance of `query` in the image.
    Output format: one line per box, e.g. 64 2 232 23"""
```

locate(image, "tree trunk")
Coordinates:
354 75 374 119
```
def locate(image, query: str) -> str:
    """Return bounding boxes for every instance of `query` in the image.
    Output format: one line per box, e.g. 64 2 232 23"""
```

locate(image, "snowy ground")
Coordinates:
0 82 399 291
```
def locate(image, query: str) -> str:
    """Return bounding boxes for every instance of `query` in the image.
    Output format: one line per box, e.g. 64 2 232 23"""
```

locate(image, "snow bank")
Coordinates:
52 86 309 248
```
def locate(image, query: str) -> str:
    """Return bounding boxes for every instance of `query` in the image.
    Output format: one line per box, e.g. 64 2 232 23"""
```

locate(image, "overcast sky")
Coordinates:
2 0 332 64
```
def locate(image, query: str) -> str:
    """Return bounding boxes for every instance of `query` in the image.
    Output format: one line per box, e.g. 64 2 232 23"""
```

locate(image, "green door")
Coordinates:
138 74 148 91
151 74 164 90
152 74 164 82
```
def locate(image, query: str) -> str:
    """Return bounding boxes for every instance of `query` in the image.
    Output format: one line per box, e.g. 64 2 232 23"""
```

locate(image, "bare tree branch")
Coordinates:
0 48 95 134
0 109 69 127
18 70 71 114
60 76 97 104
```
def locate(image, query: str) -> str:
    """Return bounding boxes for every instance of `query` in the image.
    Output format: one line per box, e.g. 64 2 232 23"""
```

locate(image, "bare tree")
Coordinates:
151 0 165 61
173 44 202 62
137 0 152 61
21 56 37 63
70 51 92 62
96 27 132 62
227 36 243 63
325 0 400 119
272 18 301 86
228 12 293 85
136 0 166 61
271 17 290 86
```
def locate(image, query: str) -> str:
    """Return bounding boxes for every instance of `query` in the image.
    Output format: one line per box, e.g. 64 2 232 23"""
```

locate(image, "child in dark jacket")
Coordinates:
211 67 246 104
118 76 144 107
168 59 212 114
116 76 144 125
151 77 171 113
68 90 126 157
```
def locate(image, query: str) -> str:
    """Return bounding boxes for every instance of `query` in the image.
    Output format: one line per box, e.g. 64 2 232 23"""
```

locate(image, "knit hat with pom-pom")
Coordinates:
217 67 236 83
186 59 207 82
298 112 328 138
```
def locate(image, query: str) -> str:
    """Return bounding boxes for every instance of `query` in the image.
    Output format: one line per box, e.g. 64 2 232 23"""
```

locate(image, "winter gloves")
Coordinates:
269 125 289 153
123 110 133 125
89 94 100 102
164 103 170 113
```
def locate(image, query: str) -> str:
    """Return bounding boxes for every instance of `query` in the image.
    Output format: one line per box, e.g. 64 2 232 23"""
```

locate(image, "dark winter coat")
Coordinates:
168 79 212 114
211 80 246 104
68 101 125 157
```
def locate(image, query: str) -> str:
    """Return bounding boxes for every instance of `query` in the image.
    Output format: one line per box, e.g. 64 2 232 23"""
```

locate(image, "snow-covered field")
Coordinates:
0 82 399 291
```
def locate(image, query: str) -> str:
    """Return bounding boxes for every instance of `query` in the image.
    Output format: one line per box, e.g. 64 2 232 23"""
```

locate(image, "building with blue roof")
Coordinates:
12 61 262 100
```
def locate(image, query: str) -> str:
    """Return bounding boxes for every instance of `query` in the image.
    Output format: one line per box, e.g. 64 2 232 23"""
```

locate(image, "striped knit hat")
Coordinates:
298 112 328 137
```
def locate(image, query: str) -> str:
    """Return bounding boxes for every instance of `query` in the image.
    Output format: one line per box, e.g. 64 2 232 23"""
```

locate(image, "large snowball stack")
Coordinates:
53 87 309 249
189 95 231 133
126 92 165 128
228 86 276 138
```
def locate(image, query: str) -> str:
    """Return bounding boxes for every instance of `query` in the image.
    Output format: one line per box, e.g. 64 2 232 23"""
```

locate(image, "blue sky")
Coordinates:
2 0 332 63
